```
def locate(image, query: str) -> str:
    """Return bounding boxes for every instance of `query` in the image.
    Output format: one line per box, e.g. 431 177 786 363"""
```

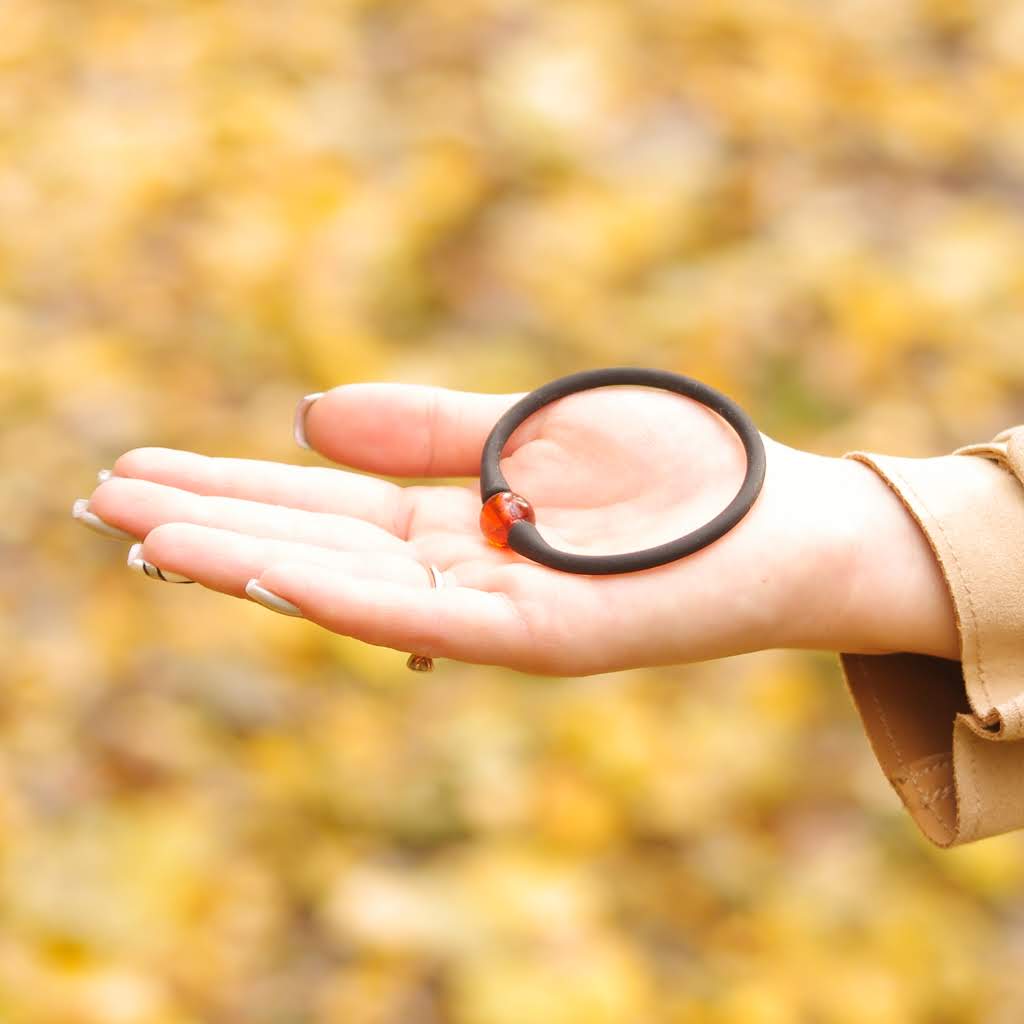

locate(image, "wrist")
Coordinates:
800 452 960 660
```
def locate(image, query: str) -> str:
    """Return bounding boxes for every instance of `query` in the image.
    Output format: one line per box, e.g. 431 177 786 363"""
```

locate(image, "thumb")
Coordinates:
297 382 536 478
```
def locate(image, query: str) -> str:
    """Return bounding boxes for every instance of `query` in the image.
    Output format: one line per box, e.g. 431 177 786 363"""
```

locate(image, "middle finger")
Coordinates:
89 476 410 554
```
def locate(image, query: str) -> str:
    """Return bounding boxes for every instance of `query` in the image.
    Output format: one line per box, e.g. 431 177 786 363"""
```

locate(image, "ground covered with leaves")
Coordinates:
3 0 1024 1021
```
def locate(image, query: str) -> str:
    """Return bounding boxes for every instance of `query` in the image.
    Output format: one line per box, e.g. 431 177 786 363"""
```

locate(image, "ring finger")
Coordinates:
135 522 445 598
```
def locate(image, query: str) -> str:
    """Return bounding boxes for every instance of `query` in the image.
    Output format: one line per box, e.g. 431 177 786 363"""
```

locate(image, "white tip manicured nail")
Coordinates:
97 468 113 483
245 579 304 617
71 498 137 541
293 392 325 449
126 543 195 584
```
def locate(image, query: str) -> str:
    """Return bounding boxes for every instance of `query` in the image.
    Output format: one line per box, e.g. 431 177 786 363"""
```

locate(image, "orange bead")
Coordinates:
480 491 536 548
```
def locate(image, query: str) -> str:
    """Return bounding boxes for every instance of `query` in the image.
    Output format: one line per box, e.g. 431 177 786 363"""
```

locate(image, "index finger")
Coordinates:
113 447 407 536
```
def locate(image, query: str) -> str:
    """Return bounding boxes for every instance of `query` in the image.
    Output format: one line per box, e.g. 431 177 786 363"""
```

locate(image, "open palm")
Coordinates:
87 381 815 675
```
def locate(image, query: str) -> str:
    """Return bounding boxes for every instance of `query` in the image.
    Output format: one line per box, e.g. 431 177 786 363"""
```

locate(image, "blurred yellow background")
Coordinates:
3 0 1024 1021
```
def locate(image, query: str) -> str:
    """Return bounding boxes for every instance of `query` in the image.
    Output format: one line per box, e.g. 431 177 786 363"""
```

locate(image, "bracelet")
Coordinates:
478 367 766 575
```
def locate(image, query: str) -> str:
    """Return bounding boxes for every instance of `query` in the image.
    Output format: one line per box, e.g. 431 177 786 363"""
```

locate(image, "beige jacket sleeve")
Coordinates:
839 424 1024 848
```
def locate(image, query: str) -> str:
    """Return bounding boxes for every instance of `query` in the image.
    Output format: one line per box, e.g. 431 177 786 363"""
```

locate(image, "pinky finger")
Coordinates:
252 561 533 670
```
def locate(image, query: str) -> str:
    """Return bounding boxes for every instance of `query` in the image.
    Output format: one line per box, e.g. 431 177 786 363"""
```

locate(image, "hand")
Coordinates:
80 382 958 675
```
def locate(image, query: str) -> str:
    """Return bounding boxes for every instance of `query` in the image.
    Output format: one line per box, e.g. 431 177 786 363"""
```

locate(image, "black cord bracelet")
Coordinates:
478 366 766 575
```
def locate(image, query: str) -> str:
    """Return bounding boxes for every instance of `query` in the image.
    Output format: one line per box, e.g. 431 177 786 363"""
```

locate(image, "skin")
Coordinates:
83 382 960 676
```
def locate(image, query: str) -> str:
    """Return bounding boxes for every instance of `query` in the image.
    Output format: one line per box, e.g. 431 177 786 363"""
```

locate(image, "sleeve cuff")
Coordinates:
837 424 1024 847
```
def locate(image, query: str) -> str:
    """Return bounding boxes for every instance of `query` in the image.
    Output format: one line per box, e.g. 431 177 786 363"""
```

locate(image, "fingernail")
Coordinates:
71 498 137 541
126 543 195 584
245 579 304 617
97 468 113 483
293 392 325 450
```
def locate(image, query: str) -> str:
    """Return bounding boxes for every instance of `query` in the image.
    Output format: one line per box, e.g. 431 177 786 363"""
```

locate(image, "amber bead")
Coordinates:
480 491 536 548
